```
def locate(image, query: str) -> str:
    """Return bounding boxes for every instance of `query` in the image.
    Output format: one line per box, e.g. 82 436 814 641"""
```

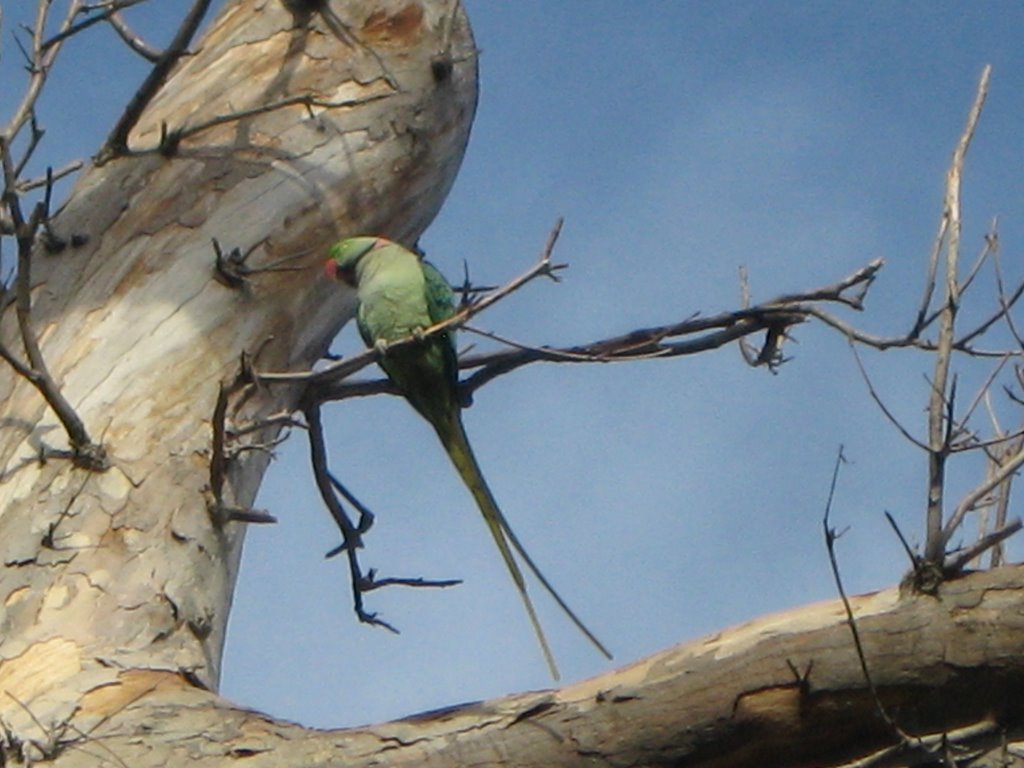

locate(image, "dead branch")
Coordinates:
3 2 79 142
991 241 1024 351
956 251 1024 348
40 0 151 50
161 92 393 158
943 446 1024 546
977 400 1022 567
803 304 1017 357
922 65 990 563
211 238 307 290
206 382 276 525
822 448 918 752
849 342 929 451
303 404 458 632
260 219 574 390
0 140 106 469
99 0 214 161
944 519 1023 573
302 257 882 406
107 9 162 62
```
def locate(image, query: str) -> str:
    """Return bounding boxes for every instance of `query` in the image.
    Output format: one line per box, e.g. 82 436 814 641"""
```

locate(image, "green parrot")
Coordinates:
325 236 611 678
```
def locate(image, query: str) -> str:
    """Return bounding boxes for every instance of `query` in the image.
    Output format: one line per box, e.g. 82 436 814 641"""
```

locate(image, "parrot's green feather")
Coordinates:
422 260 457 325
329 237 611 678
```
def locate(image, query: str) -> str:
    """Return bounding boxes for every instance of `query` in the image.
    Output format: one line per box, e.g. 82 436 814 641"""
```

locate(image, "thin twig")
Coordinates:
148 92 393 158
206 381 276 524
993 251 1024 352
917 227 997 334
884 512 919 570
262 220 572 388
942 444 1024 545
944 518 1022 573
0 138 105 469
955 278 1024 348
3 1 80 141
290 255 879 405
99 0 214 160
359 572 462 591
304 403 393 629
947 355 1011 451
40 0 151 50
849 342 929 451
16 160 83 193
804 304 1018 357
321 467 382 559
822 447 916 748
837 720 998 768
303 402 474 628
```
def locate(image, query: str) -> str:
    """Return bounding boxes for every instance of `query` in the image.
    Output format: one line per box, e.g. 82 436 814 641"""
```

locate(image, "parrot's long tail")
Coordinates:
437 414 613 679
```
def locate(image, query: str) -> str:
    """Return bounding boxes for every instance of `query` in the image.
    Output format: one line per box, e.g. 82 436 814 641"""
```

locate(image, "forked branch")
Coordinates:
302 403 460 632
99 0 214 161
291 254 883 406
0 139 105 470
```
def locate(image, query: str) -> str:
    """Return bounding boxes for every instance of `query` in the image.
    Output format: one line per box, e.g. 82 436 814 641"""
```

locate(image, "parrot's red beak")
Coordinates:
324 259 339 281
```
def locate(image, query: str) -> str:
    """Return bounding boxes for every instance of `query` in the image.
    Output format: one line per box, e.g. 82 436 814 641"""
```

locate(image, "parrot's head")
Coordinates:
324 236 388 286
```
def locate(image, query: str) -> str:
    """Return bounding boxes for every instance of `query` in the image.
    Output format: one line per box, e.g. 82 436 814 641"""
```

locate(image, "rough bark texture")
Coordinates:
7 566 1024 767
0 0 476 760
2 2 1024 767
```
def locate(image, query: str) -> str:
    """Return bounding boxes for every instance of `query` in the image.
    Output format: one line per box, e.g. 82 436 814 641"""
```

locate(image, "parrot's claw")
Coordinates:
373 339 389 356
411 327 426 341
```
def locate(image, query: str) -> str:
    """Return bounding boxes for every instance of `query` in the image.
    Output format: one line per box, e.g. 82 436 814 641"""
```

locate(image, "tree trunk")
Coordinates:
2 2 1024 767
0 0 476 762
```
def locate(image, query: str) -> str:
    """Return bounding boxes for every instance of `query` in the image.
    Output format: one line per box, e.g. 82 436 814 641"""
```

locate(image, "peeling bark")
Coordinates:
2 3 1023 768
0 0 476 758
9 567 1024 767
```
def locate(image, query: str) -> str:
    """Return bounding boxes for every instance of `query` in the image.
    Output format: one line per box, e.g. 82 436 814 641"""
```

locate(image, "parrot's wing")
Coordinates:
355 304 376 349
421 260 460 386
422 260 456 325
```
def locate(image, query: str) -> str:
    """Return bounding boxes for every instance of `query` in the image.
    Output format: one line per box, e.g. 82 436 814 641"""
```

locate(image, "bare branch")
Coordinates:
908 206 948 340
944 518 1023 573
955 270 1024 350
823 448 919 750
40 0 151 50
119 91 394 160
943 445 1024 545
916 224 997 335
849 342 929 451
304 403 397 631
923 65 991 564
99 0 214 161
948 354 1012 449
275 253 881 409
107 9 162 62
16 160 83 193
0 138 106 469
261 220 573 389
4 3 61 141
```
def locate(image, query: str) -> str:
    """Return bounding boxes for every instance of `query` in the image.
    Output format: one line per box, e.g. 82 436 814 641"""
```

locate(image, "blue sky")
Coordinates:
5 1 1024 729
